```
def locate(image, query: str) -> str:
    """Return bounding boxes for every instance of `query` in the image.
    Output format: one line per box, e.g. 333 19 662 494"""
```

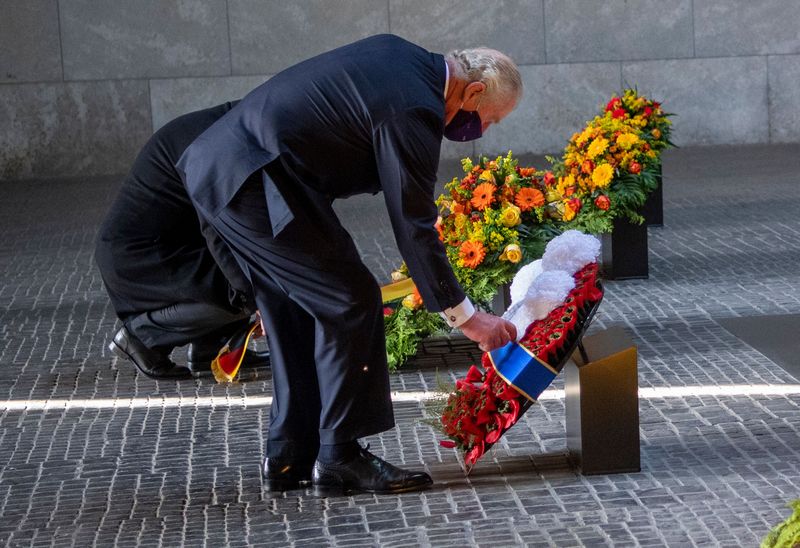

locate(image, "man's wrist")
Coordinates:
440 297 476 328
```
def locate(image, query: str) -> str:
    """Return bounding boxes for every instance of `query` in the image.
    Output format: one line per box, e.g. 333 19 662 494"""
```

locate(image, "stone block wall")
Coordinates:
1 0 798 180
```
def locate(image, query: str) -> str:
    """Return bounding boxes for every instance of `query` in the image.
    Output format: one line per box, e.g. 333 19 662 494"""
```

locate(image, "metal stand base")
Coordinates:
565 326 640 475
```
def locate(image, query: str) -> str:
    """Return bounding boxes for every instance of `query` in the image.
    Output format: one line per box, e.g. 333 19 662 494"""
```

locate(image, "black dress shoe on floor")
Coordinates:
108 326 192 380
312 445 433 496
187 344 271 377
262 457 315 492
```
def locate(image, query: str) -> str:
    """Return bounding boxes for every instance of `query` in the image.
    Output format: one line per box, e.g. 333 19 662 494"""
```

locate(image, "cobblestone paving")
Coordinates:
1 144 799 547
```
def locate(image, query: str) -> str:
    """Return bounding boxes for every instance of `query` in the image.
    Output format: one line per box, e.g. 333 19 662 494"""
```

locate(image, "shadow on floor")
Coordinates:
716 314 800 381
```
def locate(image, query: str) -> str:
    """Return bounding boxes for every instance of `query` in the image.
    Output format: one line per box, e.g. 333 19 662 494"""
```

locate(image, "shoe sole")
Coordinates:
263 478 311 492
312 481 433 497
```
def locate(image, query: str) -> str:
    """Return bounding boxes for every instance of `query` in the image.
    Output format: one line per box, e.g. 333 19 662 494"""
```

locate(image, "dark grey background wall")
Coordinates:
1 0 799 180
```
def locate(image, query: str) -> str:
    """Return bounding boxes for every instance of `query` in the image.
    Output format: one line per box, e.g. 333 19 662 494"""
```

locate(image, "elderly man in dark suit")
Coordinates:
178 34 522 495
95 102 269 380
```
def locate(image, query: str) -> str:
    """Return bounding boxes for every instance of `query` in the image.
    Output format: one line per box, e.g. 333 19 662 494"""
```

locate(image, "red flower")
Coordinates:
485 415 504 444
498 383 520 401
629 161 642 174
543 171 556 186
612 108 626 119
581 159 595 174
568 197 582 213
548 329 565 349
518 167 536 177
465 441 485 465
594 195 610 210
501 398 521 429
643 106 653 117
460 416 484 437
439 440 456 448
383 306 394 317
476 397 497 425
465 365 484 383
605 97 622 112
456 379 478 393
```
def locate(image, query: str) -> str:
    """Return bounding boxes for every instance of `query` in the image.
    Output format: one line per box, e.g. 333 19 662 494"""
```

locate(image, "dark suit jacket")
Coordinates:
96 102 253 318
177 34 465 312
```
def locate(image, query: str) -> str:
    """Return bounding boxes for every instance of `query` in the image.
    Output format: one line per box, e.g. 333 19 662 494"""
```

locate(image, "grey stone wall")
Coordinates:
1 0 798 180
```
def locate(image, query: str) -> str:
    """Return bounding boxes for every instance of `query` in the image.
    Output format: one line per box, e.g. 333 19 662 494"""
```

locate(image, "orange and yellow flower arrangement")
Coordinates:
383 89 672 371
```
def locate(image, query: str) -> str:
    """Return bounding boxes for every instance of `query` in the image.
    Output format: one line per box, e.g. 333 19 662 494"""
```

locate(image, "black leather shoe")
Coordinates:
312 445 433 496
187 344 270 377
262 457 315 492
108 326 192 380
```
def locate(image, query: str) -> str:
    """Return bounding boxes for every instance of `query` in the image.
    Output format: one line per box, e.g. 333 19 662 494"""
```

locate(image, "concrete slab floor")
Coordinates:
0 143 799 547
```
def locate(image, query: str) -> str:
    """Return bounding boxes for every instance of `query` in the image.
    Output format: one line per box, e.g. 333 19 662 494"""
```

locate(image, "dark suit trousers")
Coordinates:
208 169 395 459
126 303 250 352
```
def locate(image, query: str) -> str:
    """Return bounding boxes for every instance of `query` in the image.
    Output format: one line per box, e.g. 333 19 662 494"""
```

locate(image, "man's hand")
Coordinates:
459 311 517 352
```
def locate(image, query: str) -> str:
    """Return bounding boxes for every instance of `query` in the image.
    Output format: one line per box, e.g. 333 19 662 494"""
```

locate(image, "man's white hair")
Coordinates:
445 47 523 106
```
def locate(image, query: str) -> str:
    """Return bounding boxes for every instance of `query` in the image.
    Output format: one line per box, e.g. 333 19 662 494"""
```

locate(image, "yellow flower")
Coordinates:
479 170 495 182
591 163 614 188
454 213 468 230
616 133 639 150
575 128 593 147
488 231 505 250
652 128 662 139
470 221 486 243
556 174 575 196
586 137 609 160
500 243 522 263
546 188 561 203
401 288 423 310
562 201 577 222
499 205 521 227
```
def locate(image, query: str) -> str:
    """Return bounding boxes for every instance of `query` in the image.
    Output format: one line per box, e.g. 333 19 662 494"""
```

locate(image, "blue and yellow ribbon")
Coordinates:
488 342 558 402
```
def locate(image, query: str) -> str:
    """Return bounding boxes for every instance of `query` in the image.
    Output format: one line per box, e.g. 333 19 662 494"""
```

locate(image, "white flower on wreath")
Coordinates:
503 230 600 340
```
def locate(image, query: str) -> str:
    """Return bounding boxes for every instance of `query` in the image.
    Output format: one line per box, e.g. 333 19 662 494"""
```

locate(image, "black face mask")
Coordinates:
444 109 483 142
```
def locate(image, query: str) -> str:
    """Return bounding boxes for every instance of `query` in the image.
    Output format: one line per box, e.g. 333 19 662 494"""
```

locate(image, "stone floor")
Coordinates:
1 144 799 547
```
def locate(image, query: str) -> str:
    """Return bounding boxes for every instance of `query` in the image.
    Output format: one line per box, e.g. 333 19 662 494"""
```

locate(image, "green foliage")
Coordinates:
568 206 614 234
384 306 445 372
419 371 455 431
762 500 800 548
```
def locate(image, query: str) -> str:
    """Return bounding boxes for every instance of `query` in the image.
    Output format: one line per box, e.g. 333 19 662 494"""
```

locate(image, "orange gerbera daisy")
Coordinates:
514 187 545 211
470 182 496 210
459 240 486 269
